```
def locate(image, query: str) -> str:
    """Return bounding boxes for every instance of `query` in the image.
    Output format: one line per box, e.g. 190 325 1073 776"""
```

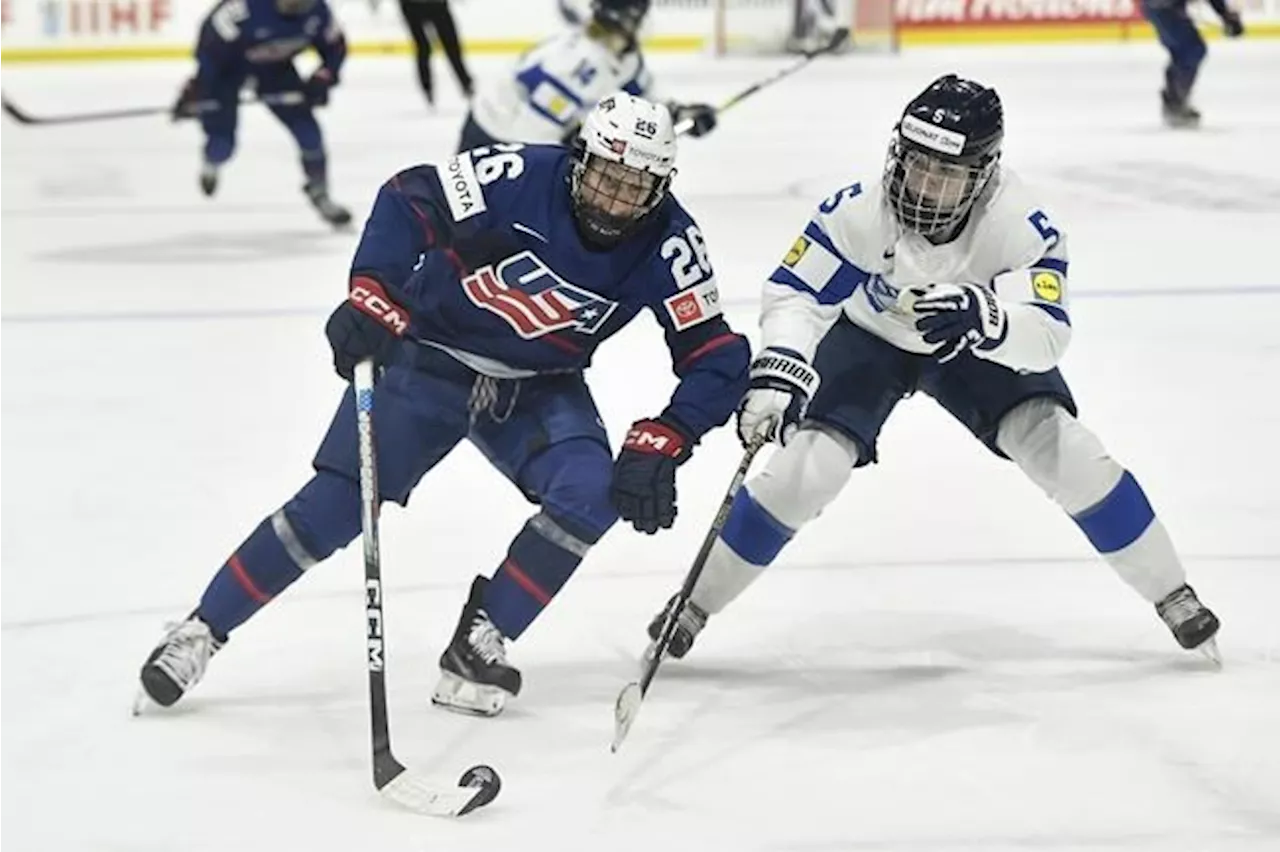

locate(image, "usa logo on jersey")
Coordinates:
461 250 618 339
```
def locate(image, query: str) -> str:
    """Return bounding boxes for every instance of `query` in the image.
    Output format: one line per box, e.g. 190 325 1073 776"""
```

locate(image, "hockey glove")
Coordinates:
910 283 1008 364
304 68 336 107
171 77 203 121
736 347 820 446
1222 11 1244 37
324 275 413 380
611 417 692 535
669 102 718 138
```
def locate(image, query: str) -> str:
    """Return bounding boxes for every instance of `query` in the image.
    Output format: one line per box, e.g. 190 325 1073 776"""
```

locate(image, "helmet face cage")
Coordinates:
592 0 650 38
570 146 670 246
276 0 317 15
883 137 997 237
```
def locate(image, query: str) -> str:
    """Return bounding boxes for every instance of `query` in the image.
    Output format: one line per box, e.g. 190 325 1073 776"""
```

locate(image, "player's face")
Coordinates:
579 159 658 223
901 150 974 212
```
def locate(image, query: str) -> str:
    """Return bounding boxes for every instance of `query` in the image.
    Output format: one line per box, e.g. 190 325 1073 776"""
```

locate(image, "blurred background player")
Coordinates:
397 0 474 108
1140 0 1244 128
173 0 351 226
458 0 717 152
135 93 749 718
645 74 1221 666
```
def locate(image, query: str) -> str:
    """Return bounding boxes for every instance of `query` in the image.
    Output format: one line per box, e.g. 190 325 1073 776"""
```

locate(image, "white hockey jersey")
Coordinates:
470 29 654 145
762 168 1072 374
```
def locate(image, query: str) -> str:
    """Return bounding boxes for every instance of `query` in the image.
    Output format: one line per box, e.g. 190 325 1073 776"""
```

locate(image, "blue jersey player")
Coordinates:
1140 0 1244 128
137 93 750 717
173 0 351 226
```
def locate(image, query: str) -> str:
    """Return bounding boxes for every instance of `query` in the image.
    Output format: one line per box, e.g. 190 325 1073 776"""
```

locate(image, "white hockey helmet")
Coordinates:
570 92 677 247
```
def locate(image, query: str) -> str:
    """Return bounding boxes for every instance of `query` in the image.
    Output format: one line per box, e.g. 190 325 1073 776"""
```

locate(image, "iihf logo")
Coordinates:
461 251 618 339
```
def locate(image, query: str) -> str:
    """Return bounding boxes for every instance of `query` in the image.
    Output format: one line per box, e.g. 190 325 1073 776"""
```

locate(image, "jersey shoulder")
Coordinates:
432 143 568 227
808 178 896 271
973 168 1067 268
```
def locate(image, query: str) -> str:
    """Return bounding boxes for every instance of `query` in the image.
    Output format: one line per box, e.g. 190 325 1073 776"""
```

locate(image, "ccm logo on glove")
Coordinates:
350 276 410 336
623 420 688 459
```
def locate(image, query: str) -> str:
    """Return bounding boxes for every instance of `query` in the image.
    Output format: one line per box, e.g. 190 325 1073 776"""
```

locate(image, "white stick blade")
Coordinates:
379 771 484 817
611 681 643 753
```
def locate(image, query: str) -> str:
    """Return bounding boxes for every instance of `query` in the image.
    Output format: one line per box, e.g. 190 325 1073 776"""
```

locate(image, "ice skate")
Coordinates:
1156 584 1221 665
1161 88 1201 129
199 161 219 197
135 614 223 712
646 594 709 661
431 577 522 717
303 179 352 228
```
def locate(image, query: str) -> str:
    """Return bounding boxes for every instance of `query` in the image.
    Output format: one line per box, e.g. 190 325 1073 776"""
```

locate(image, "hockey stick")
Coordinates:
611 435 768 752
0 91 306 127
353 360 502 817
673 26 850 136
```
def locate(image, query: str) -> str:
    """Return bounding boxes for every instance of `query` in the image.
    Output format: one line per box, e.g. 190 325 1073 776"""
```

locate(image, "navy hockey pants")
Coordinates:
197 346 619 642
1141 1 1207 99
200 62 326 181
805 318 1076 466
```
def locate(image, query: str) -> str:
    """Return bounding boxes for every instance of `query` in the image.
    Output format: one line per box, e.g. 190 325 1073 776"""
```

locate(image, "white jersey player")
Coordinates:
457 0 716 151
646 74 1222 664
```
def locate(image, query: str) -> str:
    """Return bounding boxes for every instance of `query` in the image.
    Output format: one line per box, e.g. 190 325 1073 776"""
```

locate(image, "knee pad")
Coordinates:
527 438 616 543
747 425 860 530
281 470 363 561
997 398 1123 515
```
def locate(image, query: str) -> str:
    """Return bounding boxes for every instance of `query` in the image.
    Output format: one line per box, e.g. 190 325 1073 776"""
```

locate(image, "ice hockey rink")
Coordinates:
3 40 1280 852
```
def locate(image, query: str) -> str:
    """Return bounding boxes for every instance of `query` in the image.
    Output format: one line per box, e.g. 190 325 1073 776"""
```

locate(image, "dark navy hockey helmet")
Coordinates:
883 74 1004 238
590 0 651 39
276 0 318 15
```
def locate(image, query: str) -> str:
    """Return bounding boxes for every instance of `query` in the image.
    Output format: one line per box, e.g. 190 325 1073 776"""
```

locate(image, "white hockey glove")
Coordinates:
736 347 820 446
908 283 1008 363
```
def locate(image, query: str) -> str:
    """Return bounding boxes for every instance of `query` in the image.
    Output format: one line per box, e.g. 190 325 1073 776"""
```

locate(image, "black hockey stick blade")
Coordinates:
611 437 767 752
375 754 502 817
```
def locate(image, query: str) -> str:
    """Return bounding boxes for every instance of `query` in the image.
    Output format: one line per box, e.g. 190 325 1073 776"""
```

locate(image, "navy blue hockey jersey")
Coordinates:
196 0 346 82
350 143 750 439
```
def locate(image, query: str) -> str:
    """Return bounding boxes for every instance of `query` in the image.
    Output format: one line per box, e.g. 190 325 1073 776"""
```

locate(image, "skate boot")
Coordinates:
1161 88 1201 129
136 613 224 711
199 161 219 197
303 179 352 228
1156 584 1221 664
646 594 709 660
432 577 522 717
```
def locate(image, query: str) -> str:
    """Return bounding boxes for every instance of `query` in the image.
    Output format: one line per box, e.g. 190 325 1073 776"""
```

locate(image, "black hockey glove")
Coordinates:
909 283 1008 364
669 102 718 138
171 77 203 121
737 348 820 446
611 417 692 535
324 275 413 380
304 68 336 107
1222 11 1244 37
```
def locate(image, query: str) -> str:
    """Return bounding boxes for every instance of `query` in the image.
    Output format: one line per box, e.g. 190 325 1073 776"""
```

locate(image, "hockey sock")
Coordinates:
690 487 794 614
482 512 595 640
1071 470 1186 603
198 472 361 636
300 148 327 186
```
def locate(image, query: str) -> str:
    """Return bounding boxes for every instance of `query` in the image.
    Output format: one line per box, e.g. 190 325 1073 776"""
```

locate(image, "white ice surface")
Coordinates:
3 43 1280 852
